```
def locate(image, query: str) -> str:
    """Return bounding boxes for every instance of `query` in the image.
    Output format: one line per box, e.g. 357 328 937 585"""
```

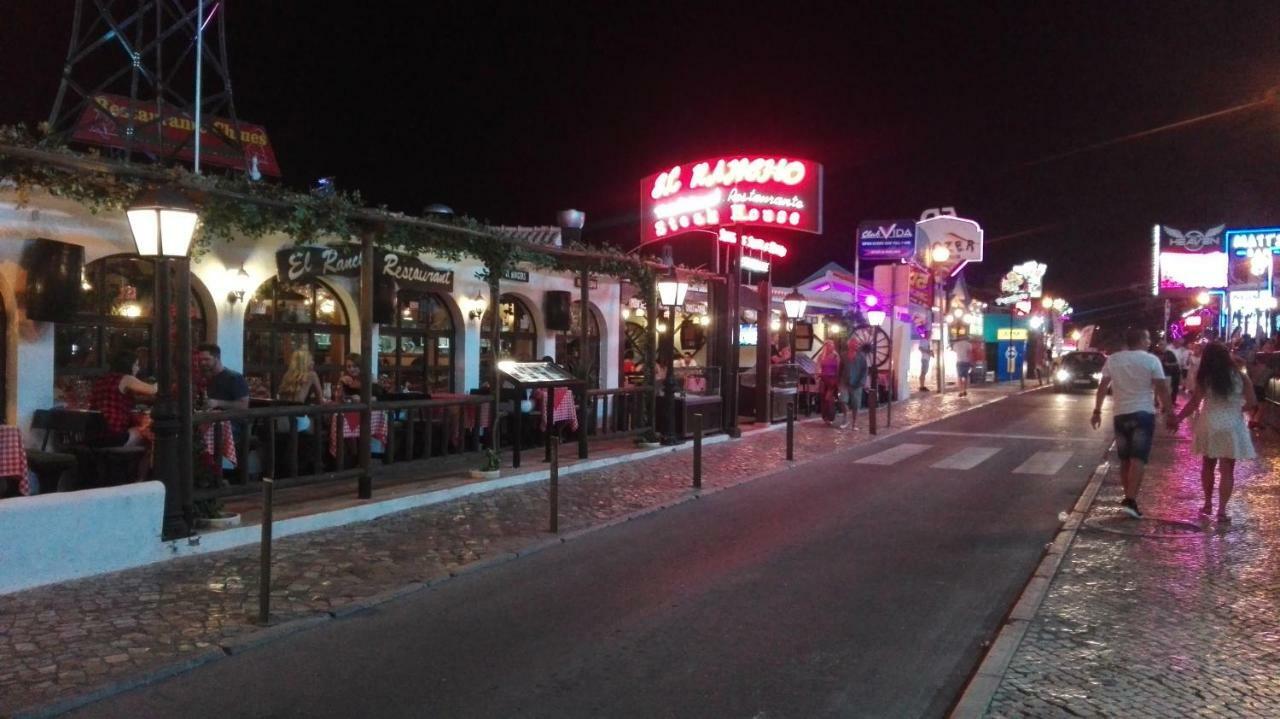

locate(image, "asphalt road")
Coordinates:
71 389 1110 719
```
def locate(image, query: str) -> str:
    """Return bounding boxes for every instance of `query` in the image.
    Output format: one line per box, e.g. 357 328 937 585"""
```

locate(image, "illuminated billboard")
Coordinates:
1152 224 1228 295
640 156 823 245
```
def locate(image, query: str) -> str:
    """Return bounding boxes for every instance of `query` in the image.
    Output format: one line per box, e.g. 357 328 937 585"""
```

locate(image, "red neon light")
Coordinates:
718 228 788 258
1184 315 1203 328
640 155 823 244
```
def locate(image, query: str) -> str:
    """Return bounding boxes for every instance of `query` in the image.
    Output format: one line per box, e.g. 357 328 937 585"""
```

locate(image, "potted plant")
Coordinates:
635 429 662 449
469 449 502 479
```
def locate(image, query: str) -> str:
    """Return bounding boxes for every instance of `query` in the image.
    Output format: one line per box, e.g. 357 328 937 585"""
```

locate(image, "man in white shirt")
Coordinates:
1091 328 1174 518
1171 339 1191 396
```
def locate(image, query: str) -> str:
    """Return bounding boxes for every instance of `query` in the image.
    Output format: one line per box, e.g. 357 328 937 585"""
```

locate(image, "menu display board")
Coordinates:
499 361 576 385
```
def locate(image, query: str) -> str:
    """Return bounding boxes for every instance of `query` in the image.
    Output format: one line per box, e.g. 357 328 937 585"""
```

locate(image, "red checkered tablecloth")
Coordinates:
0 426 30 495
533 387 578 432
199 420 237 468
328 410 389 457
432 394 493 447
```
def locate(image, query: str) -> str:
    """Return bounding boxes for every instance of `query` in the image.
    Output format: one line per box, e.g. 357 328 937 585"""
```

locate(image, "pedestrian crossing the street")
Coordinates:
853 441 1080 477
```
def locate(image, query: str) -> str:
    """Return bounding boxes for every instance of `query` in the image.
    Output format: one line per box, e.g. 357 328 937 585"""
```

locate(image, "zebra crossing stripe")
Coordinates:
1012 450 1074 475
854 443 932 466
930 447 1001 470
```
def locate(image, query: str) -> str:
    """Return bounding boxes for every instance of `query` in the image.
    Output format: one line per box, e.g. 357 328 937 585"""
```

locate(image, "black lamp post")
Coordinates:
783 288 807 361
656 266 688 445
126 187 199 539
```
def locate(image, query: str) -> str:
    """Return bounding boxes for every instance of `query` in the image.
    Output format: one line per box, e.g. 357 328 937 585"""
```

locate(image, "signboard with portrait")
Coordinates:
915 215 984 272
640 156 823 244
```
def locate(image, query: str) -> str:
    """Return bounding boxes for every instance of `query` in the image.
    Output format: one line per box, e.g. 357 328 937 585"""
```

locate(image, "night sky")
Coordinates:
5 2 1280 324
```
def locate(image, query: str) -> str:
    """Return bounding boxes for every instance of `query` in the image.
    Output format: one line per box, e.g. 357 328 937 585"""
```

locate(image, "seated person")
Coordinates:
89 350 158 449
277 348 323 432
338 353 364 401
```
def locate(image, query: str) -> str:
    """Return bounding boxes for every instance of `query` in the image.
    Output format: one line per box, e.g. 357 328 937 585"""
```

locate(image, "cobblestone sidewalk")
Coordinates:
0 385 1019 716
986 426 1280 717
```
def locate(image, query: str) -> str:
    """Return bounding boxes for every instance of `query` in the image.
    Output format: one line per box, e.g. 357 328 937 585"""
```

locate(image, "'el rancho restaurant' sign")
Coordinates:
276 245 454 293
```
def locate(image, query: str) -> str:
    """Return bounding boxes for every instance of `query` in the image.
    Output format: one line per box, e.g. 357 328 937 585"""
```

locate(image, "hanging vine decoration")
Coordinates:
1 124 700 300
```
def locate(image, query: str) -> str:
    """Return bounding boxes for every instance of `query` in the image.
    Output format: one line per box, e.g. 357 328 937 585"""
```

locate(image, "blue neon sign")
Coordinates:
1225 227 1280 256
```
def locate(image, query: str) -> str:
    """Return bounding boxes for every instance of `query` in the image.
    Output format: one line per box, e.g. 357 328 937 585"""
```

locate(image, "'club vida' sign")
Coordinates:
276 246 453 293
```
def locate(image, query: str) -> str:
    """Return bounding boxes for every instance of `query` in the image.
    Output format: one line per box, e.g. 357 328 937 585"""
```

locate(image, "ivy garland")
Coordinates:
0 124 661 300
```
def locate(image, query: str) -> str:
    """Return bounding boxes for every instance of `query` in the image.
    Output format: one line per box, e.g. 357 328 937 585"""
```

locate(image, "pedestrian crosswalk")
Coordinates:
852 442 1080 476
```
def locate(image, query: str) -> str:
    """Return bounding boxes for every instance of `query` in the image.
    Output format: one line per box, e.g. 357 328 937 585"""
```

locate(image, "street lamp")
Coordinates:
127 186 199 539
1197 290 1211 306
866 308 886 327
1029 314 1046 330
656 266 688 445
783 288 807 362
1041 295 1054 310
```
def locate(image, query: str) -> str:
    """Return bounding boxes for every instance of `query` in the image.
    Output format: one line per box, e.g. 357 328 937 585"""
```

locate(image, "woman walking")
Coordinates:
1171 342 1258 522
816 339 842 424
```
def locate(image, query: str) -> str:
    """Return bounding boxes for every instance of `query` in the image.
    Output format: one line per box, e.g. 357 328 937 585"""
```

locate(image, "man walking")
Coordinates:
951 335 974 397
1090 328 1174 518
838 341 870 430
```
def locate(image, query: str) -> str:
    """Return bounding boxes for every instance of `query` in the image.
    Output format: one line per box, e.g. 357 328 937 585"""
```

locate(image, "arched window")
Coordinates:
378 291 455 393
555 301 601 388
480 294 537 383
55 255 208 406
244 277 349 397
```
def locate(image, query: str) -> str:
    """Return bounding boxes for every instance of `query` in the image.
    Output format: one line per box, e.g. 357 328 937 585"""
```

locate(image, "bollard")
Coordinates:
868 372 878 436
786 402 795 461
258 478 274 625
549 440 559 533
692 413 703 489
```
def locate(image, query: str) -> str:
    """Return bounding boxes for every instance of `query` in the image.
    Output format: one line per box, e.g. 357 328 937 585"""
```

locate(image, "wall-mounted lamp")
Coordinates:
468 290 488 322
226 266 251 304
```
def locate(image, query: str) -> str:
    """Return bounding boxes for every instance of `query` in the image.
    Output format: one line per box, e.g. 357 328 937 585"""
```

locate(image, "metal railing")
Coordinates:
583 385 655 439
191 394 495 501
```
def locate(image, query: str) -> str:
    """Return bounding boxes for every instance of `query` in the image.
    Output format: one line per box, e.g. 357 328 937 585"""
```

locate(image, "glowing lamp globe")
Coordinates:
127 187 199 258
929 244 951 264
783 289 807 320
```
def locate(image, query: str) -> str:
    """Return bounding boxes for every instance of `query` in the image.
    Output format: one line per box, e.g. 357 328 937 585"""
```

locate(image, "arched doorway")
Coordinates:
555 301 601 388
244 277 350 397
54 255 210 406
378 290 456 393
480 294 537 384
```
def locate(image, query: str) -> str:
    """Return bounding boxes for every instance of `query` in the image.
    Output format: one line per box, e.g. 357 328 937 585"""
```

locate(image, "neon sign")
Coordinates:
1158 251 1227 291
717 228 788 258
640 156 823 244
1225 227 1280 256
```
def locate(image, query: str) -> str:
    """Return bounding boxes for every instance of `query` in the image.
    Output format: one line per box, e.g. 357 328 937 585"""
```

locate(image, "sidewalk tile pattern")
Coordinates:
0 386 1017 715
987 430 1280 718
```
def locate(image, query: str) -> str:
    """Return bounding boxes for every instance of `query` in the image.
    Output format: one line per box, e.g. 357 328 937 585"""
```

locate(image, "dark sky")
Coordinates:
5 2 1280 322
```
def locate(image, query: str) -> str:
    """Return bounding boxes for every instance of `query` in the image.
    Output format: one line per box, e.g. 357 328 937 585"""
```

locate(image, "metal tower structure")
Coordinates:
46 0 242 171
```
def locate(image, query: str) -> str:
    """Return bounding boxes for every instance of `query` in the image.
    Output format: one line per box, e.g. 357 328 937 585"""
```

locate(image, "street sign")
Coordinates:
857 220 917 260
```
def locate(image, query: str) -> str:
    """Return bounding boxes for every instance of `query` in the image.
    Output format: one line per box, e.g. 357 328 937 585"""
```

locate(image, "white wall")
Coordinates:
0 481 165 594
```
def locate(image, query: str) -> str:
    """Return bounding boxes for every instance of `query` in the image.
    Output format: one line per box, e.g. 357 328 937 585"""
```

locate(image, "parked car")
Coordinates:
1053 351 1107 392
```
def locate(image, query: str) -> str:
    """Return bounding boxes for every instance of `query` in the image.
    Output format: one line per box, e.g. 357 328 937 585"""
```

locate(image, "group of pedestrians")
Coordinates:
1091 328 1258 521
815 338 873 430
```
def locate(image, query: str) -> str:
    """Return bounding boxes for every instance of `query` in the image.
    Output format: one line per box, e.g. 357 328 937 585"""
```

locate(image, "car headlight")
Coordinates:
1091 372 1102 380
1055 369 1071 382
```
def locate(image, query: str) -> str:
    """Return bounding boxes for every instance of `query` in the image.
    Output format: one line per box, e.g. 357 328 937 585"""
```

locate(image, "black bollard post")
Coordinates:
549 440 559 533
786 402 795 461
869 370 878 436
692 413 703 489
258 478 274 625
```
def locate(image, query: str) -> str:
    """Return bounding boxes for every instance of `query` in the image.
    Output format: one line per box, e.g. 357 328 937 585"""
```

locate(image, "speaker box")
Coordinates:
21 238 83 323
372 277 398 325
545 291 571 332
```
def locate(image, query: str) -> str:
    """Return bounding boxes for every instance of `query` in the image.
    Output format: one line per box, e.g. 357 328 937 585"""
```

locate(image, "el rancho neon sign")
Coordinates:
640 156 823 244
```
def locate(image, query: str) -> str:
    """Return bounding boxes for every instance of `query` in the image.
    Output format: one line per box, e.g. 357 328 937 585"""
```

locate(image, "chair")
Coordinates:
30 408 143 490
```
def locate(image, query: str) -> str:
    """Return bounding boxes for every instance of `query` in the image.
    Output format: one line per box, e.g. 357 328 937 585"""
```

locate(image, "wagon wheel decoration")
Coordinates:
849 326 892 369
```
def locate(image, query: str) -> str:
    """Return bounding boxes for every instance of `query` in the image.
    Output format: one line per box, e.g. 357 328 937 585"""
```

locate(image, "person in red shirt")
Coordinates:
89 350 157 447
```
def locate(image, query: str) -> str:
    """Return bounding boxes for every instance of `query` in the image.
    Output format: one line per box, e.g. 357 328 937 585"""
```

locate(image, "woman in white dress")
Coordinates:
1171 342 1258 522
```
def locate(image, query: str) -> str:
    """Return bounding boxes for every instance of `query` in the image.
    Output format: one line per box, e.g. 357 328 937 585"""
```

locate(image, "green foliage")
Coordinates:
480 448 501 472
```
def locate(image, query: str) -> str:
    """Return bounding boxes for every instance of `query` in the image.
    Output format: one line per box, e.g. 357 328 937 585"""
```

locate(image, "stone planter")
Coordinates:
469 469 501 480
195 512 241 530
636 441 662 450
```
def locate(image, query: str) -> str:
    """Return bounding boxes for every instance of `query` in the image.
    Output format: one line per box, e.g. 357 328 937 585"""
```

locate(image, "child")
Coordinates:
1171 342 1258 522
